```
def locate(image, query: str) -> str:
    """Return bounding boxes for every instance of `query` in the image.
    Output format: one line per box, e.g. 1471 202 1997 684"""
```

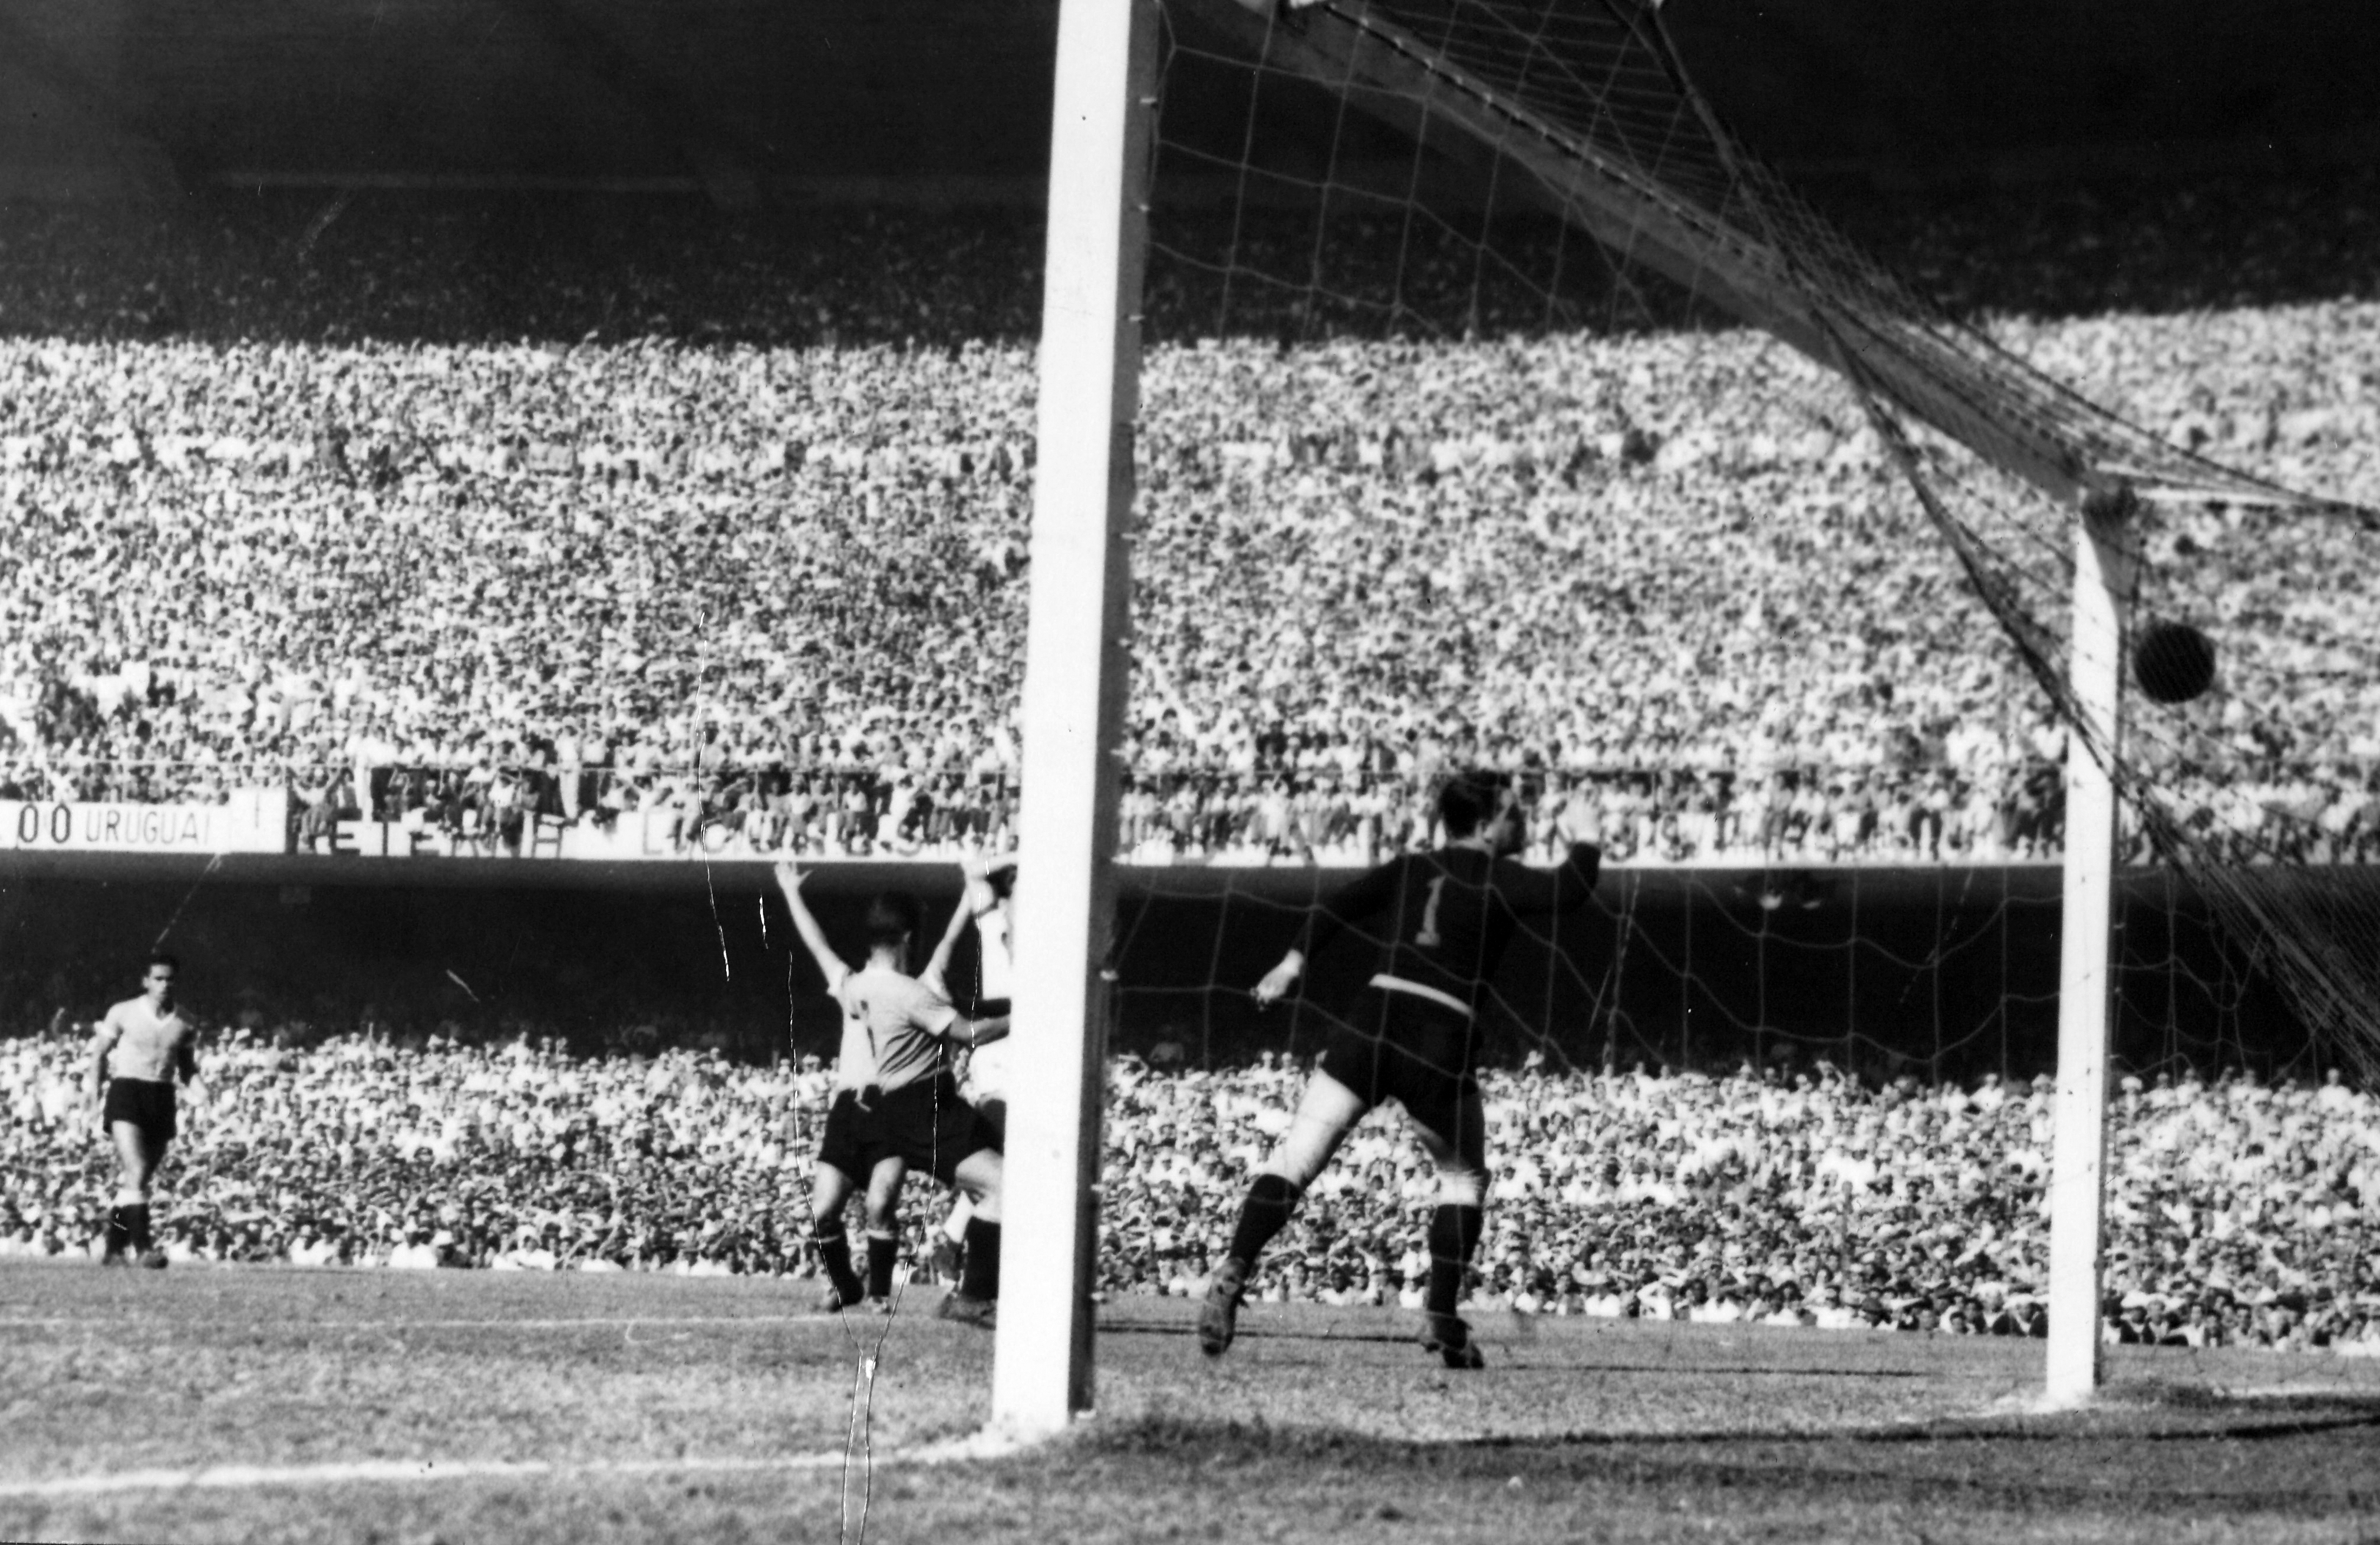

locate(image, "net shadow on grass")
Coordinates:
1070 1401 2380 1516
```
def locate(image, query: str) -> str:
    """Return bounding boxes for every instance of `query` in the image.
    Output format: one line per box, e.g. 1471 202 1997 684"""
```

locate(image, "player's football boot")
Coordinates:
1419 1313 1485 1370
818 1279 864 1314
1198 1256 1250 1357
100 1250 128 1268
137 1249 169 1271
863 1295 895 1315
934 1291 997 1329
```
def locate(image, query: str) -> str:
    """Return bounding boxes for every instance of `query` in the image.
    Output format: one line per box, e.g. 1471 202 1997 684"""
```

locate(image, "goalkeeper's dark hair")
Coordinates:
863 893 922 950
1438 769 1515 838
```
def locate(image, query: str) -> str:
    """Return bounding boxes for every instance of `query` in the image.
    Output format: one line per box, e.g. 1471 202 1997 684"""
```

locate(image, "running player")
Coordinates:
774 861 1012 1325
919 853 1016 1284
1203 771 1601 1368
84 952 206 1269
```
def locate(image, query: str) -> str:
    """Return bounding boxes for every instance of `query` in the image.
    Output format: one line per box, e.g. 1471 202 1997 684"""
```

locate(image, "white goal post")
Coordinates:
991 0 1159 1438
990 0 2134 1424
2045 493 2134 1405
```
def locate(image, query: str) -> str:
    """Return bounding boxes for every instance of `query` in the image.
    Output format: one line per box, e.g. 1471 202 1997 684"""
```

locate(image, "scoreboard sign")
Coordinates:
2 790 290 854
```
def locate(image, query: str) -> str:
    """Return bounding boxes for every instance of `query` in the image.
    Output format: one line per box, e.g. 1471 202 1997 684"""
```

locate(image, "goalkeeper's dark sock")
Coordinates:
1425 1203 1485 1318
1226 1174 1302 1270
812 1223 863 1303
127 1203 154 1253
104 1206 134 1259
959 1217 1002 1301
866 1232 899 1300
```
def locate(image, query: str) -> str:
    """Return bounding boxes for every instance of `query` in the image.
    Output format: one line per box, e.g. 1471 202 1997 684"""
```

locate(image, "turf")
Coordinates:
4 1261 2378 1544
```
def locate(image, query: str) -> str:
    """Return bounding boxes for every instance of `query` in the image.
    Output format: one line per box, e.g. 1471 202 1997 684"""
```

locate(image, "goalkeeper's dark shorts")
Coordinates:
877 1074 1003 1186
1314 982 1485 1167
815 1087 888 1180
103 1077 178 1147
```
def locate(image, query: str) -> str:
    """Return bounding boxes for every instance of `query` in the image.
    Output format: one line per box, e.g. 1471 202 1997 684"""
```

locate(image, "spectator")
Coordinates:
5 1021 2376 1352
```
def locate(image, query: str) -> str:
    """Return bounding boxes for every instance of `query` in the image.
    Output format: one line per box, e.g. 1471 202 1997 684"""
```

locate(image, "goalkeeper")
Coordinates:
1204 770 1601 1368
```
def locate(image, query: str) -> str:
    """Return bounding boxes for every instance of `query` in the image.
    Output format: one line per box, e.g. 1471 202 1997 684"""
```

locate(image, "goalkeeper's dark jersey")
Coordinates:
1295 841 1602 1014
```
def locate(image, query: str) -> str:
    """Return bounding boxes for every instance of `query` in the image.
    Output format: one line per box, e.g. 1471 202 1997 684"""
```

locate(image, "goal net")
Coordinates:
1132 0 2380 1089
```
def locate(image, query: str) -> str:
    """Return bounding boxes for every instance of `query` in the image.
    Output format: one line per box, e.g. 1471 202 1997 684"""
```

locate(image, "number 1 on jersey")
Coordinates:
1415 874 1448 947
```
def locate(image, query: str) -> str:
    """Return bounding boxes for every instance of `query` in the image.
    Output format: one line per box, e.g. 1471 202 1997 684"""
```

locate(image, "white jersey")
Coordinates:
830 966 958 1095
831 999 876 1092
93 995 196 1084
977 903 1013 1001
962 901 1014 1097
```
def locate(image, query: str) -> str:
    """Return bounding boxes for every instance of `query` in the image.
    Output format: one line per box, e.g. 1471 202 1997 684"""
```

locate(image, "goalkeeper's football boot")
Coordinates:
1419 1312 1485 1370
935 1291 997 1329
1198 1256 1250 1357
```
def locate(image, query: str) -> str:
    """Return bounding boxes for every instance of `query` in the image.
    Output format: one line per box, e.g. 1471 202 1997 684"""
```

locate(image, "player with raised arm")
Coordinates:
784 884 912 1315
84 952 206 1269
773 861 1014 1325
1202 771 1601 1368
918 853 1016 1285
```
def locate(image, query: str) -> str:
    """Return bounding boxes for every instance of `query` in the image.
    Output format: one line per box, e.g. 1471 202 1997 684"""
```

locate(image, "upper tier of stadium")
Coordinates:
4 176 2378 865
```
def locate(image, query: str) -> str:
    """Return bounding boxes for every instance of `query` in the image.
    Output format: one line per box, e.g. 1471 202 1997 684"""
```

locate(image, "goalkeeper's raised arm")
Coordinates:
1252 770 1600 1014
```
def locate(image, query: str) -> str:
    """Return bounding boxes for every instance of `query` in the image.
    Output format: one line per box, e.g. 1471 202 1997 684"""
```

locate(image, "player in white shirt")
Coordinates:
803 956 911 1312
774 863 1012 1324
84 953 207 1268
919 856 1016 1283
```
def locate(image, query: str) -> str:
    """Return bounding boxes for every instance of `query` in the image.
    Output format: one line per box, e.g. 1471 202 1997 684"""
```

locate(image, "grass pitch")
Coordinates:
4 1262 2378 1544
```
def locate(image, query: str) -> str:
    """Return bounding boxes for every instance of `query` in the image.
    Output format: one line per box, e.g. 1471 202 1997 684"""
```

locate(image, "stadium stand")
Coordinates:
2 1028 2374 1352
3 184 2378 864
6 164 2379 1356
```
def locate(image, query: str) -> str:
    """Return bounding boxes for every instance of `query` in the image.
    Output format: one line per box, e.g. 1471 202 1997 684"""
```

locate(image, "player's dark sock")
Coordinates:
1226 1174 1301 1269
1425 1203 1485 1317
812 1223 863 1304
127 1204 153 1254
104 1206 134 1259
959 1217 1002 1301
866 1232 899 1300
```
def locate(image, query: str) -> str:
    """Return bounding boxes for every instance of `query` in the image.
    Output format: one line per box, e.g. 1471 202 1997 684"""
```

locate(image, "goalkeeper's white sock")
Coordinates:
944 1194 974 1244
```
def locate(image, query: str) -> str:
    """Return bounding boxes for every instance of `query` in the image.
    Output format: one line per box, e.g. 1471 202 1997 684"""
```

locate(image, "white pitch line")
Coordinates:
0 1432 1032 1500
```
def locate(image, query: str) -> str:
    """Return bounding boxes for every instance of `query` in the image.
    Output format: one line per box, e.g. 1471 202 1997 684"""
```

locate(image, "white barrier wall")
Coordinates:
309 809 958 862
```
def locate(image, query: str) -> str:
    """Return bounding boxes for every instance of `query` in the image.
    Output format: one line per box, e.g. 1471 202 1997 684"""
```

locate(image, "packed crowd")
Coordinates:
4 1026 2376 1351
1 187 2377 866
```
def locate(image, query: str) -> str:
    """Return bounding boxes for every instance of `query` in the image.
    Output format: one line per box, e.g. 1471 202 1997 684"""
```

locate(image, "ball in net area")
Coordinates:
2134 620 2219 704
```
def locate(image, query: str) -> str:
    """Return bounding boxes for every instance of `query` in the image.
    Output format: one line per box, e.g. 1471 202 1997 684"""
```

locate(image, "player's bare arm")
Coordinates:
84 1016 121 1133
919 867 983 1001
772 861 850 990
941 1012 1011 1049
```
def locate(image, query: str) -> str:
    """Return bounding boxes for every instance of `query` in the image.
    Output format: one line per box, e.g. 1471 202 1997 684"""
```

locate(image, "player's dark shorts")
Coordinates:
815 1087 888 1180
1314 987 1486 1167
102 1077 177 1146
876 1074 1002 1186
